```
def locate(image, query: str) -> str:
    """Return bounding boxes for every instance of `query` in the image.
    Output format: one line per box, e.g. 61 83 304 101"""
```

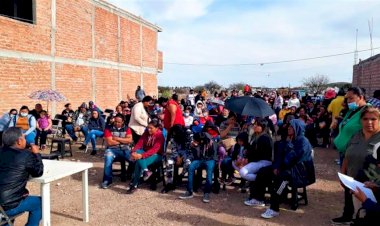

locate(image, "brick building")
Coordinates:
353 54 380 97
0 0 163 114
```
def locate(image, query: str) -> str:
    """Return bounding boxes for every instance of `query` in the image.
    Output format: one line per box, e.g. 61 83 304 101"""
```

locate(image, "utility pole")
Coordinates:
354 28 358 65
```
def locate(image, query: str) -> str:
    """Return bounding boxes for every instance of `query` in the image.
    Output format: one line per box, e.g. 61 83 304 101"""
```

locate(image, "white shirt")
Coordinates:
187 94 195 106
274 96 284 109
184 116 194 127
76 113 85 126
287 98 300 108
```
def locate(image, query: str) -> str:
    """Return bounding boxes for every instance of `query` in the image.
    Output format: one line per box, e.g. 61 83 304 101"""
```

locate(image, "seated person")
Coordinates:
261 119 315 219
221 132 249 185
239 118 273 182
179 132 217 203
183 107 194 128
101 114 133 189
65 103 90 142
79 110 106 155
193 101 205 118
126 119 165 194
36 110 52 150
199 109 214 125
8 106 37 145
215 108 230 127
61 103 75 135
0 127 44 226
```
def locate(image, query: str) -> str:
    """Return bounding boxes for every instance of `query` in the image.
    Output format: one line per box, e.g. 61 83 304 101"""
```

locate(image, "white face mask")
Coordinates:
20 112 28 117
184 112 190 117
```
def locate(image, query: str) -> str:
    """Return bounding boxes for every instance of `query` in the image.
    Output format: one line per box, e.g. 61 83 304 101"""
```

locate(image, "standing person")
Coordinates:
61 103 75 135
129 96 152 144
287 93 301 109
79 110 106 155
0 127 44 226
332 87 368 224
8 106 37 145
367 89 380 109
187 89 196 107
0 109 17 146
164 94 185 132
274 93 284 116
36 110 52 150
135 85 146 102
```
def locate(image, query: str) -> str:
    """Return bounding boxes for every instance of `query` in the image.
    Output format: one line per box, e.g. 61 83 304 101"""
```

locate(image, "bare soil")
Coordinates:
16 145 344 226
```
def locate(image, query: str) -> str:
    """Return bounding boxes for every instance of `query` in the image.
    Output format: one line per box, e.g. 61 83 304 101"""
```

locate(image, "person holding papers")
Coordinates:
333 106 380 224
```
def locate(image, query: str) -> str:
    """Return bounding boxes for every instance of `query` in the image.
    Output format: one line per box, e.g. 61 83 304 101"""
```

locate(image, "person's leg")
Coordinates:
40 130 48 146
218 146 227 169
65 125 77 141
5 196 42 226
131 129 141 144
131 149 145 186
240 161 272 182
269 175 287 212
25 131 36 145
187 160 201 193
90 130 104 150
81 126 89 138
83 130 93 146
103 149 122 184
220 157 231 180
204 160 215 194
35 130 40 146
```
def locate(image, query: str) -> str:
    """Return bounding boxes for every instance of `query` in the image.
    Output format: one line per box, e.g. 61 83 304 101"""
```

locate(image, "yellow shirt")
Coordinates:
328 96 344 118
279 109 291 120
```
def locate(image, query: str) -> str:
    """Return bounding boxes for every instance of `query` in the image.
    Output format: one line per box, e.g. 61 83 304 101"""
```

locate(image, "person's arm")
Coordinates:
25 148 44 178
100 117 106 131
132 131 146 152
341 157 348 174
104 129 121 146
113 128 133 144
45 118 53 131
168 103 177 128
25 116 36 135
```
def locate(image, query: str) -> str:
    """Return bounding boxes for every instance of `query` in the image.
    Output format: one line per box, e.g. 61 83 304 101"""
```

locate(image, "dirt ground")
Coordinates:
15 144 344 226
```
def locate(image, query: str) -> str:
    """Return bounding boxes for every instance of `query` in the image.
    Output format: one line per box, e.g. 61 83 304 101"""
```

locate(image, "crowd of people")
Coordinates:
0 85 380 225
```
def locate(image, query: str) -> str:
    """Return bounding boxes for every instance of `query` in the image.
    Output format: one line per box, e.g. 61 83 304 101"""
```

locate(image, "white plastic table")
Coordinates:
30 160 93 226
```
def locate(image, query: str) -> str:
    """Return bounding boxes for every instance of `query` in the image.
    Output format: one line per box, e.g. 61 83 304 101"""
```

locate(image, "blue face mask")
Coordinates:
347 102 358 110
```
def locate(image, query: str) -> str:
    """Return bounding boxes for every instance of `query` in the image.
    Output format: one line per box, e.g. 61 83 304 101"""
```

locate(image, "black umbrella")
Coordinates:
225 96 275 117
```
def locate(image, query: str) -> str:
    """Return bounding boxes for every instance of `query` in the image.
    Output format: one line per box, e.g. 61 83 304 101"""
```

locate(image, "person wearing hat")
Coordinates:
65 103 90 142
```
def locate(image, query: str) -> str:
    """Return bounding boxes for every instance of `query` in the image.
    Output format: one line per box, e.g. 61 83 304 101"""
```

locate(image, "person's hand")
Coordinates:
176 156 183 166
364 181 380 190
352 187 367 203
30 145 40 154
131 152 142 160
273 169 279 176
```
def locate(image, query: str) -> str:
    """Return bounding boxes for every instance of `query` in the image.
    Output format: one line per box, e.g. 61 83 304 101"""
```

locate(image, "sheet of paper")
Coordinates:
338 172 377 203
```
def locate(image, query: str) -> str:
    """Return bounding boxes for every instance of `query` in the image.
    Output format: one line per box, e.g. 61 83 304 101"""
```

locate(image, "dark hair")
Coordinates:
255 118 268 131
172 94 179 101
148 118 160 128
347 87 365 97
157 97 168 105
20 105 29 111
337 89 346 96
9 109 17 114
2 127 23 147
142 96 153 103
114 113 125 121
40 110 47 114
64 103 71 108
236 132 249 146
228 112 237 119
373 90 380 98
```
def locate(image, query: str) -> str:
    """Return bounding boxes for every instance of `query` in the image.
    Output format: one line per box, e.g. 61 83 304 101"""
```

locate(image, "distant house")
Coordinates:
353 54 380 97
0 0 163 114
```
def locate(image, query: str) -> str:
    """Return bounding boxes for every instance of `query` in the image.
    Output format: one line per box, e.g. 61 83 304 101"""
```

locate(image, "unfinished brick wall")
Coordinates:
353 54 380 97
0 0 161 114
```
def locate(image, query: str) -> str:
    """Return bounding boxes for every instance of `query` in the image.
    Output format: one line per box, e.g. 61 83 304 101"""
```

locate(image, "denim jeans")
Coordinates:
84 130 103 150
187 159 215 194
5 196 42 226
24 131 36 145
131 149 162 186
103 148 131 183
65 125 88 141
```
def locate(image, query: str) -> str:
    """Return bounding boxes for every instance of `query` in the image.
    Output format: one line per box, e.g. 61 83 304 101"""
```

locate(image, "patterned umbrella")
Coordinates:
29 89 67 111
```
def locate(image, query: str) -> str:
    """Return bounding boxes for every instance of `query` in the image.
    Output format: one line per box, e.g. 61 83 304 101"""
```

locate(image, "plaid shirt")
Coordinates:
220 121 241 138
368 97 380 109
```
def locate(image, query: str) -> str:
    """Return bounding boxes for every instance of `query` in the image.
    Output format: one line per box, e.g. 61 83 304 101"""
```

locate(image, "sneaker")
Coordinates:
331 216 352 225
100 181 112 189
126 185 137 194
143 170 153 181
202 193 210 203
90 150 97 156
225 177 235 186
179 191 193 200
78 144 87 150
261 208 279 219
244 198 265 207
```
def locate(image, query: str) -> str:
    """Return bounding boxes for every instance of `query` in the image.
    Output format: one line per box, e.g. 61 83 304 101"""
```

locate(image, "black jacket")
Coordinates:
0 146 44 210
248 133 273 163
88 116 106 131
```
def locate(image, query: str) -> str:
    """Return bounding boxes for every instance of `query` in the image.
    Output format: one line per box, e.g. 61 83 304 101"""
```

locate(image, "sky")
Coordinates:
107 0 380 88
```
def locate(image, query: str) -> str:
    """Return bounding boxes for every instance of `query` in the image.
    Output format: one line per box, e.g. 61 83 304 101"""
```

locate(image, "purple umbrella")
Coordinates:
29 89 67 111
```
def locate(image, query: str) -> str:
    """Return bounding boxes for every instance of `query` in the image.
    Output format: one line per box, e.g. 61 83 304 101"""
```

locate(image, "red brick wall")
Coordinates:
55 0 92 60
0 59 51 112
353 56 380 97
0 0 51 55
0 0 160 114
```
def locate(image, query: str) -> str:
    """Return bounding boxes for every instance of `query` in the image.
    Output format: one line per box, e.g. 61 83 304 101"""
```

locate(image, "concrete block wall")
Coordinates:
0 0 162 114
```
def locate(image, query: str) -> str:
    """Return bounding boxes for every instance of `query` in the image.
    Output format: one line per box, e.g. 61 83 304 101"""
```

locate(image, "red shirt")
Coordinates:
132 129 165 159
164 99 185 131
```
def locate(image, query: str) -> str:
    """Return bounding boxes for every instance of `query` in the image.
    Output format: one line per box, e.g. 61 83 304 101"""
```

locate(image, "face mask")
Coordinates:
184 113 190 117
10 114 16 118
203 114 208 117
347 102 358 110
20 113 28 117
